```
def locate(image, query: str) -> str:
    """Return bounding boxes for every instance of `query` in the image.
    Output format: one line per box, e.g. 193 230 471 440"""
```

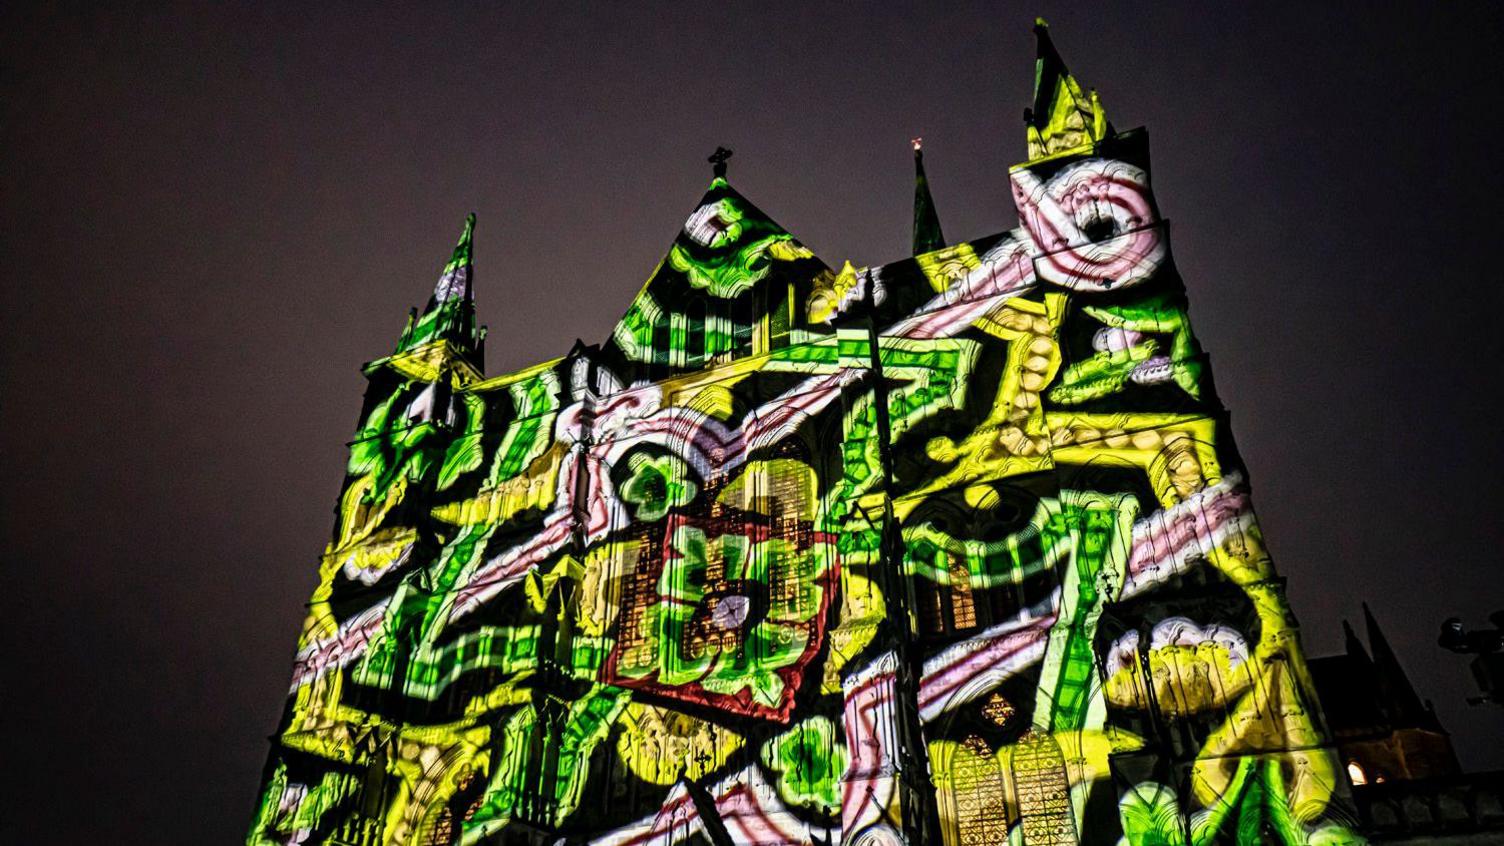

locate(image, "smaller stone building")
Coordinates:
1309 605 1504 842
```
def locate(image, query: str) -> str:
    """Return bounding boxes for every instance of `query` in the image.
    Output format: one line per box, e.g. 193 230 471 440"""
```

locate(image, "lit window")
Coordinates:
1346 761 1367 786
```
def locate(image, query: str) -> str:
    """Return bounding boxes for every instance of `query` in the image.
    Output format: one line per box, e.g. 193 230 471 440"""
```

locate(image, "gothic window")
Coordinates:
953 734 1009 845
946 552 977 631
1347 760 1367 786
909 509 985 639
425 808 455 845
1011 729 1078 846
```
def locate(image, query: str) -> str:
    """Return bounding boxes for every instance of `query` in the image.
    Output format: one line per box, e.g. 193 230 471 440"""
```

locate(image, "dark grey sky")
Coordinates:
4 2 1502 842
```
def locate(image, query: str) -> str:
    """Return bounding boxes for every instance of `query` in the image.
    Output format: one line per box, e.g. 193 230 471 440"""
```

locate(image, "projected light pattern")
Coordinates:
251 22 1363 846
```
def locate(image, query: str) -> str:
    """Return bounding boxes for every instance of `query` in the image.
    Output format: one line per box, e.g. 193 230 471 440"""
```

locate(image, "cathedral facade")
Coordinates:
251 23 1364 846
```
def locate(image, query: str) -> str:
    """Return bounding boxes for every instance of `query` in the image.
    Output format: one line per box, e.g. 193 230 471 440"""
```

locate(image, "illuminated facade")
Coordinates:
251 22 1365 846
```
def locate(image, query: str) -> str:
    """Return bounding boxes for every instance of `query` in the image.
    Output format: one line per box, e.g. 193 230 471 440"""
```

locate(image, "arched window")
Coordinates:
903 498 982 639
953 734 1008 845
1011 729 1078 845
1347 760 1367 786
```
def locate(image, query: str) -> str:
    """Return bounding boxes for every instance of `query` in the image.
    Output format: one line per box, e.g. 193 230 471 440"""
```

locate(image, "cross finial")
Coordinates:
911 136 923 152
708 146 733 178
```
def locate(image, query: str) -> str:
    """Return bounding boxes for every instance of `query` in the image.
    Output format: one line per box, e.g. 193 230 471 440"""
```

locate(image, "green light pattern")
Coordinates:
250 21 1364 846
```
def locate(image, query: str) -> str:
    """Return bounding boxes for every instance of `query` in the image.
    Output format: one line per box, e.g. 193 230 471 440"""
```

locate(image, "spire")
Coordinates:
910 137 946 255
1024 19 1111 161
1342 619 1372 663
395 214 484 363
426 213 475 306
1363 602 1430 724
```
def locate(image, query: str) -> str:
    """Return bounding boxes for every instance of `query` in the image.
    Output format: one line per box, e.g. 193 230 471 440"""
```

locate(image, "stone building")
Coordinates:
1309 607 1504 843
250 22 1368 846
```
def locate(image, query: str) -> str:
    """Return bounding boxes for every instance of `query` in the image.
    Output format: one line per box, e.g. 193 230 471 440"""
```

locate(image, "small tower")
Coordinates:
355 214 488 470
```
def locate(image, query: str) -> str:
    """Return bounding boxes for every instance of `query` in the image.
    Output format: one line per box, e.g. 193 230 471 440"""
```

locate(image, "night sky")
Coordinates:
4 3 1502 842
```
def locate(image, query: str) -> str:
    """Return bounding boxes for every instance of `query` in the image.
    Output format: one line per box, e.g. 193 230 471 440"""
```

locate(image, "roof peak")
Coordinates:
1362 603 1434 726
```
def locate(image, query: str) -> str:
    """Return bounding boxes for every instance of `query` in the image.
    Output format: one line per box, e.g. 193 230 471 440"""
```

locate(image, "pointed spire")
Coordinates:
1363 603 1429 723
396 214 483 362
1024 18 1111 161
910 138 946 256
428 212 475 307
1343 619 1372 662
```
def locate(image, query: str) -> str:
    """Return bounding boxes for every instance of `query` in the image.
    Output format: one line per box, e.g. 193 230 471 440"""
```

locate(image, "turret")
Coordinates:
394 213 486 370
1024 18 1112 160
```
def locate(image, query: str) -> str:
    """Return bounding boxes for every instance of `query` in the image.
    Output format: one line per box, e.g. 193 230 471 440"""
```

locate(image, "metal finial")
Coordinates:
911 136 923 152
708 146 733 178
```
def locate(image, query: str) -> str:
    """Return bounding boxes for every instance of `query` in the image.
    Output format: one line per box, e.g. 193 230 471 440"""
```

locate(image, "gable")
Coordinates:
601 178 833 383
